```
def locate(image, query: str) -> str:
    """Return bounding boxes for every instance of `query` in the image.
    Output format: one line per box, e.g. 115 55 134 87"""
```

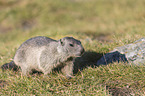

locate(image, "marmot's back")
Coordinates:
18 36 56 48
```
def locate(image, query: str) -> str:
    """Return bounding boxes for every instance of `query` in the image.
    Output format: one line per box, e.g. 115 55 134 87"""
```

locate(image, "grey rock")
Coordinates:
97 38 145 66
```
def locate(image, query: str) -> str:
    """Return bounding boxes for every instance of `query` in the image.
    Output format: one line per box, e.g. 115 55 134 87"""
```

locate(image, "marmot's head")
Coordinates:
57 37 85 57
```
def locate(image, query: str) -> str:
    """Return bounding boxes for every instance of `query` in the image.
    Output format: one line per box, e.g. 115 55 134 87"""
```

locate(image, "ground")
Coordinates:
0 0 145 95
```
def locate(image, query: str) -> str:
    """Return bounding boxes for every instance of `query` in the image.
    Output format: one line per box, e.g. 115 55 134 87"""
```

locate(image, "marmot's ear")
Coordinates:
59 39 65 46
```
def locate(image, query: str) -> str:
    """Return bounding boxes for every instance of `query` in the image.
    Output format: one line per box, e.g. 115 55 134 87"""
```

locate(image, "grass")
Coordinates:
0 0 145 95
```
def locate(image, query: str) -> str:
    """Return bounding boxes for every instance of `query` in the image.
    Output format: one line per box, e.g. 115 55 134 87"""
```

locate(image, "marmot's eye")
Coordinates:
69 44 74 47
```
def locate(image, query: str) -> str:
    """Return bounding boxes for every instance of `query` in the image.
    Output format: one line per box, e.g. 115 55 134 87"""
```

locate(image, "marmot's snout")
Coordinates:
75 47 85 57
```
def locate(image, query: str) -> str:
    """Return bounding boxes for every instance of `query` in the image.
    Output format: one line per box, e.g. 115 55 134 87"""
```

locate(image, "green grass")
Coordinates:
0 0 145 95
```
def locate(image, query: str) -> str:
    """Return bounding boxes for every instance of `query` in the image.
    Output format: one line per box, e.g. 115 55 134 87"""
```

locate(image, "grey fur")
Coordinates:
10 36 84 77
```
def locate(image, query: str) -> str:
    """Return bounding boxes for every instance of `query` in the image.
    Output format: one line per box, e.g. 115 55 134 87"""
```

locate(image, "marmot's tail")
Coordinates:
1 61 19 71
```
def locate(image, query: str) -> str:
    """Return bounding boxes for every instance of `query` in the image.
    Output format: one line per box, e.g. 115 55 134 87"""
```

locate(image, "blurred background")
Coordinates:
0 0 145 54
0 0 144 40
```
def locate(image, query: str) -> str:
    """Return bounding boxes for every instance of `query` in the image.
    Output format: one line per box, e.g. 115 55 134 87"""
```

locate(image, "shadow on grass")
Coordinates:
1 61 20 71
73 51 103 74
